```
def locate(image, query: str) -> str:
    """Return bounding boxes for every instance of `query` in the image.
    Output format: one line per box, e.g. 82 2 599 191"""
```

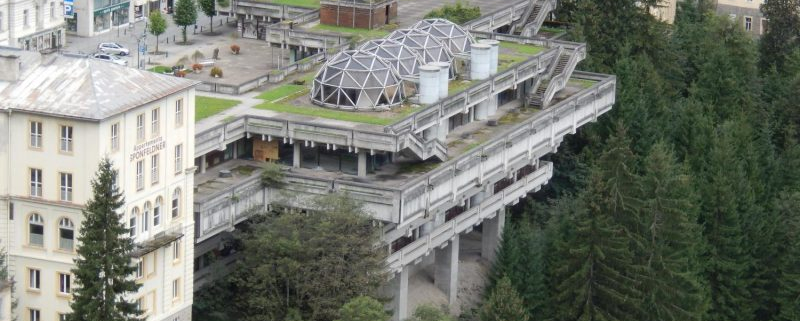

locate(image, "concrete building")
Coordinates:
0 47 197 321
0 0 65 50
66 0 156 37
188 1 615 319
716 0 767 36
319 0 398 29
650 0 678 24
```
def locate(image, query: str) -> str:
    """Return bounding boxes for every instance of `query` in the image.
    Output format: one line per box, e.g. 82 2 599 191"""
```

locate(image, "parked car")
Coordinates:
90 53 128 66
98 42 129 55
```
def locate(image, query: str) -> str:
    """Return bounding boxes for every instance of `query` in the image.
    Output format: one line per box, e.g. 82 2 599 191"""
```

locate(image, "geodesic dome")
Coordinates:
358 39 425 78
387 28 454 66
412 18 475 56
311 50 405 111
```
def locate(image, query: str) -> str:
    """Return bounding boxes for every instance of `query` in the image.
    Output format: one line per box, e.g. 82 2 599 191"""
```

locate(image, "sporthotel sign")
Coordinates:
130 137 165 162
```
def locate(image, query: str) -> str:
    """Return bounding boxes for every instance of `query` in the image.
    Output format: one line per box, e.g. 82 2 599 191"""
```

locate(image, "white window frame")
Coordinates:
151 154 159 184
745 16 753 31
175 99 184 127
58 218 75 251
136 259 144 279
130 209 138 237
58 273 70 294
28 268 40 289
60 125 73 153
174 144 182 174
30 168 42 197
111 123 119 151
49 2 54 21
59 172 72 202
173 239 180 261
151 107 160 137
136 160 144 191
29 309 39 321
29 121 42 148
172 278 180 299
154 197 162 226
23 10 28 27
143 202 150 233
136 113 145 142
29 214 44 246
171 189 181 218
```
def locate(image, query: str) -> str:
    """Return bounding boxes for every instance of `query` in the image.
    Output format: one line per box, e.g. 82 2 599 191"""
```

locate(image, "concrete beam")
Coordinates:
200 154 207 173
435 234 460 308
481 208 505 263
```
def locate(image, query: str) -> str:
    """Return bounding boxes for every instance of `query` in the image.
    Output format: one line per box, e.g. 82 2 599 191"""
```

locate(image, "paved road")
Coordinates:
63 10 236 68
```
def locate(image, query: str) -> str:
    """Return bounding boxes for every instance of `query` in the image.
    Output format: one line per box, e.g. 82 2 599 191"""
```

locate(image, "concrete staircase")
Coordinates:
527 44 584 108
405 132 448 161
514 0 556 37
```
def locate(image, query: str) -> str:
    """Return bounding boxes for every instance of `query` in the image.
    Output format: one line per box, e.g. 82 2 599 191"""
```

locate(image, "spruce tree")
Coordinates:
480 276 529 321
68 159 140 321
638 142 706 321
773 192 800 321
759 0 800 71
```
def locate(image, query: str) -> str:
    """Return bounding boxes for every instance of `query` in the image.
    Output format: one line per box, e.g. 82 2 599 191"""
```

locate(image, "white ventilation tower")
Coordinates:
470 43 491 80
419 64 441 104
480 39 500 75
431 61 450 99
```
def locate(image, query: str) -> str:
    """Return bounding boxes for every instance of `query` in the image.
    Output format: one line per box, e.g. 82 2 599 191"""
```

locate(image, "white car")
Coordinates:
90 53 128 66
98 42 130 56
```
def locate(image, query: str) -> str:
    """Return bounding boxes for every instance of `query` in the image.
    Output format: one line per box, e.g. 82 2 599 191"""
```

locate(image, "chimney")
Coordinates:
0 54 21 82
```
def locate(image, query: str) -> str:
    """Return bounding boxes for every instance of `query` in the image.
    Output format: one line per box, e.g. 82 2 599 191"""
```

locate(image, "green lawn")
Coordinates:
148 66 173 73
256 84 308 102
498 54 529 71
254 102 398 125
311 24 391 39
449 80 476 95
196 96 241 121
499 41 547 55
252 0 319 8
569 78 597 89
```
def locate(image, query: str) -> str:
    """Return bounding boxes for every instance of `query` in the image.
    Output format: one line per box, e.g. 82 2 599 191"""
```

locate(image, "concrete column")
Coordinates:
199 155 207 173
293 143 301 168
358 149 367 177
437 120 449 142
475 99 490 121
486 95 498 118
481 209 505 263
435 234 460 308
393 266 409 321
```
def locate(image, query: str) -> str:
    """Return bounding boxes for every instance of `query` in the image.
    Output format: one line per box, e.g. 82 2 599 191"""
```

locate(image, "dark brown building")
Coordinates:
320 0 398 29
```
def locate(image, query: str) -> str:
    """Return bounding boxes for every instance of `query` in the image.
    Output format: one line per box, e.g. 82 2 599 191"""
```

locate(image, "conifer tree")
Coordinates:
759 0 800 71
773 192 800 321
480 276 529 321
638 142 706 321
68 159 140 321
490 220 549 318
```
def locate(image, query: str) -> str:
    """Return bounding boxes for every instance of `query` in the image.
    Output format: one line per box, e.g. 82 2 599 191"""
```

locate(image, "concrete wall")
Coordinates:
716 3 766 36
320 1 397 29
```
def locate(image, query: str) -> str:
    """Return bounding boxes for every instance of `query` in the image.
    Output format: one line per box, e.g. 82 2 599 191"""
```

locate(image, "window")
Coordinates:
29 214 44 246
30 168 42 197
136 259 144 278
59 314 68 321
111 123 119 151
153 197 162 226
29 121 42 148
151 154 159 184
171 189 181 218
49 2 54 20
59 173 72 202
136 160 144 190
58 273 70 294
29 309 39 321
172 278 180 299
136 297 143 313
174 144 182 174
136 114 145 141
143 202 151 233
0 11 4 31
175 99 183 127
172 239 180 261
761 18 768 34
60 125 73 152
151 108 160 136
745 16 753 31
58 218 74 251
23 10 28 27
129 208 138 237
28 268 40 289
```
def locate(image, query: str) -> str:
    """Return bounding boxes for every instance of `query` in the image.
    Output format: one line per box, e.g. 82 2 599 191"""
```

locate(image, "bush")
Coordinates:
230 44 240 54
260 162 284 188
174 70 187 77
192 63 203 71
210 67 223 78
424 1 481 24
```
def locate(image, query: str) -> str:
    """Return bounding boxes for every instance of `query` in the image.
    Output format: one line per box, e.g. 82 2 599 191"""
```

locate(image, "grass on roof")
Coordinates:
498 54 528 71
257 84 308 102
499 41 547 56
311 24 391 39
449 80 476 95
196 96 241 121
569 78 598 89
254 102 398 125
252 0 319 8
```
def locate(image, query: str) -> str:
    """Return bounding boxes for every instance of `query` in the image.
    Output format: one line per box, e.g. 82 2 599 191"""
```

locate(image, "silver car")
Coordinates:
98 42 130 56
90 53 128 66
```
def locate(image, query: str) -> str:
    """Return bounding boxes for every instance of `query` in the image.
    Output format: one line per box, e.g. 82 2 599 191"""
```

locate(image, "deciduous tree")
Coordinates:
173 0 197 43
148 11 167 53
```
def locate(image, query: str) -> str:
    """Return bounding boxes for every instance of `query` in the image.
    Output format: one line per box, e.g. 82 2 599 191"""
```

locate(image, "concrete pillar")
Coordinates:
475 99 490 121
199 155 207 173
435 234 460 308
481 209 505 263
289 48 297 63
293 143 301 168
437 120 449 142
486 95 498 118
393 266 409 321
358 149 367 177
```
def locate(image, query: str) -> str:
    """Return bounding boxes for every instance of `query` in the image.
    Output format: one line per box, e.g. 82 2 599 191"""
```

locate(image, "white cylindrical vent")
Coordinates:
480 39 500 75
431 61 450 99
419 64 441 104
471 43 491 80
